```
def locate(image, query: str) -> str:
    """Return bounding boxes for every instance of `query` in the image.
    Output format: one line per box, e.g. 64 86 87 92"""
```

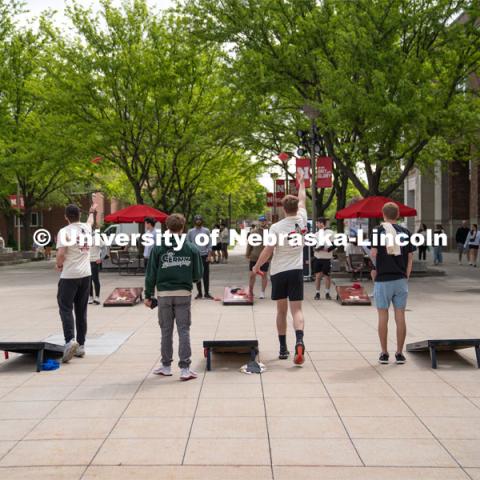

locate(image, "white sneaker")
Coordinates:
153 366 172 376
93 296 101 305
88 296 94 304
74 345 85 357
62 340 79 363
259 292 265 299
180 368 198 381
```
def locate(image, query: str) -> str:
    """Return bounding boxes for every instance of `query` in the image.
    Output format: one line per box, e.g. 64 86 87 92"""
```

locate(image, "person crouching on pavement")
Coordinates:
144 213 203 381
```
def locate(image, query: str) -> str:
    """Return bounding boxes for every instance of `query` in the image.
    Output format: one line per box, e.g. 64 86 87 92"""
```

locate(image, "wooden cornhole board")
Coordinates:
336 284 371 306
407 339 480 369
203 340 259 371
0 341 64 372
103 287 143 307
223 286 253 306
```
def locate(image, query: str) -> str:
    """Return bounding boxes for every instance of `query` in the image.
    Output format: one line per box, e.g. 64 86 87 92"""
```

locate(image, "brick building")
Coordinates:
0 193 115 250
404 71 479 246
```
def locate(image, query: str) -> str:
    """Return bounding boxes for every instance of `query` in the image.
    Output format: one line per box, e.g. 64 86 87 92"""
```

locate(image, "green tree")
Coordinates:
0 19 91 250
192 0 480 201
49 0 250 218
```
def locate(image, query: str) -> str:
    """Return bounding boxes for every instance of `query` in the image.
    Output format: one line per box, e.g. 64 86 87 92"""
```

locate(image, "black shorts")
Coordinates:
271 269 304 301
469 245 479 250
313 258 331 276
212 244 222 251
249 261 269 272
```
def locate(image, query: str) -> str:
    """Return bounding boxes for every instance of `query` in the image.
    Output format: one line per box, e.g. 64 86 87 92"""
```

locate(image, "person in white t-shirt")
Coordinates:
313 218 335 300
56 203 96 363
253 170 307 365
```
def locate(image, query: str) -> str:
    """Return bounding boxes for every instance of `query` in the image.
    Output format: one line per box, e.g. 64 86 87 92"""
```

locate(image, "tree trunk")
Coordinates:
335 173 348 234
134 184 144 205
22 207 32 251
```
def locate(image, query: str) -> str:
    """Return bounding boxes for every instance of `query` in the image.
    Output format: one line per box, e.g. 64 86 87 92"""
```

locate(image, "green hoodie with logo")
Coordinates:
144 240 203 299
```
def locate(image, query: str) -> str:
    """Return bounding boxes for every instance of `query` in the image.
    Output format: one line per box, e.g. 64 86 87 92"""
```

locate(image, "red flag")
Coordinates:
295 157 311 188
316 156 333 188
275 179 286 198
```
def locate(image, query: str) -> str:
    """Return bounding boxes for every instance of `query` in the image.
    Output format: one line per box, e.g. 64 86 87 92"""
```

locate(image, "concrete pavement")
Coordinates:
0 247 479 479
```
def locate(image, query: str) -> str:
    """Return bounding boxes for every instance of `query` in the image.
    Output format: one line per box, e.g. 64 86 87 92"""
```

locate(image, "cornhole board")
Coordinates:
0 341 64 372
103 287 143 307
223 286 253 306
203 340 258 371
407 339 480 369
336 285 371 306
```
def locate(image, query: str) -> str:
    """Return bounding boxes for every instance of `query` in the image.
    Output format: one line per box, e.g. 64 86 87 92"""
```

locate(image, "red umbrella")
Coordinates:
335 196 417 219
104 204 168 223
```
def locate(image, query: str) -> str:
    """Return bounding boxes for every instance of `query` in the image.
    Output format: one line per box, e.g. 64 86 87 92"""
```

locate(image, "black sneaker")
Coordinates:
378 352 389 364
278 347 290 360
195 293 203 300
204 293 214 300
314 292 320 300
395 352 406 364
294 342 305 365
325 292 332 300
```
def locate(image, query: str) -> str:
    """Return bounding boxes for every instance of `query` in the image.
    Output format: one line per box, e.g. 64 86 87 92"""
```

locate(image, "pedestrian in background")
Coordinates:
432 224 444 265
417 223 428 261
464 224 480 267
187 215 213 299
455 220 470 264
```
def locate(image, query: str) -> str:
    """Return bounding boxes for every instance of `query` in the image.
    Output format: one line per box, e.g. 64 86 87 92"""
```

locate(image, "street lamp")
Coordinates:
271 172 279 222
298 104 321 233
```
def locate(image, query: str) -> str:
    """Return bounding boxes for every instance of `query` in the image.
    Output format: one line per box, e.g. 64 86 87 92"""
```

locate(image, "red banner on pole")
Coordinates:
295 157 311 188
266 192 274 207
316 157 333 188
289 179 298 195
9 195 24 209
275 179 286 198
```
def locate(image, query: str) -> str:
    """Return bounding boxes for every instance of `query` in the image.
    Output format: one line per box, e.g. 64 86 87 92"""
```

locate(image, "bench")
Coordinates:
203 340 259 371
0 341 64 372
407 339 480 369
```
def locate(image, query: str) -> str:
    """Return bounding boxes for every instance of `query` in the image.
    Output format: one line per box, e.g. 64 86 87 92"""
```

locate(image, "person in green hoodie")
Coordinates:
144 213 203 381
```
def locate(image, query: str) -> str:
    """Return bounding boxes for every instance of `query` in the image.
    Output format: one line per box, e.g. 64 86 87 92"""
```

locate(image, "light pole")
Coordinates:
271 172 279 222
302 104 320 233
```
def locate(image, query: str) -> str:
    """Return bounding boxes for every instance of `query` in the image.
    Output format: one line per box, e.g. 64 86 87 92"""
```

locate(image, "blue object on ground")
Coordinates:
41 359 60 371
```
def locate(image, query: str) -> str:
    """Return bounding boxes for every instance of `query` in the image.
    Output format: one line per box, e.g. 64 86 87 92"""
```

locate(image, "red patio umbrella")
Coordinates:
335 196 417 219
104 204 168 223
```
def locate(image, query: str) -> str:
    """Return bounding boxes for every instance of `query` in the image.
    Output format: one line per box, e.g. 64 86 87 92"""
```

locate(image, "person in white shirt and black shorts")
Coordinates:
252 171 307 365
313 218 335 300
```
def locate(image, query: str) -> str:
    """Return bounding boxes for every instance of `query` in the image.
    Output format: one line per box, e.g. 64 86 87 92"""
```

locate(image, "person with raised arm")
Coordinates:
253 170 307 365
55 201 97 362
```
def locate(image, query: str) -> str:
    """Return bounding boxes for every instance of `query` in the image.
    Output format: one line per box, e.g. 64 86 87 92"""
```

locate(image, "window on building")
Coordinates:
14 212 43 227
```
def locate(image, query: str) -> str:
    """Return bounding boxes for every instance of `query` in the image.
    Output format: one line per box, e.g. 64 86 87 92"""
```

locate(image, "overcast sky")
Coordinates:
21 0 175 26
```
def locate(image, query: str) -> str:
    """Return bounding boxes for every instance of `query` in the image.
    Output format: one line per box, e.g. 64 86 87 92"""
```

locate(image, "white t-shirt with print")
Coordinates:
56 223 92 279
269 207 308 276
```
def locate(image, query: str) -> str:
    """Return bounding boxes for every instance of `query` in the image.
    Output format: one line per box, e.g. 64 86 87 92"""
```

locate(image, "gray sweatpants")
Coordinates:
158 296 192 368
